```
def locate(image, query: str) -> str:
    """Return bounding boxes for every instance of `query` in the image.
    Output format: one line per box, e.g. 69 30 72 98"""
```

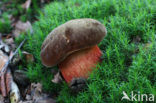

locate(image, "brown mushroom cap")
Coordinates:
41 18 107 67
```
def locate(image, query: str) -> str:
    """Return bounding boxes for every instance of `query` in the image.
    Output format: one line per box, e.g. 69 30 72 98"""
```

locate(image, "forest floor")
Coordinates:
0 0 156 103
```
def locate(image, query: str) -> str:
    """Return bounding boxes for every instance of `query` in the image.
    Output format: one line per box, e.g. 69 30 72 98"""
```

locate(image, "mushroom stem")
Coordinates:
58 45 102 83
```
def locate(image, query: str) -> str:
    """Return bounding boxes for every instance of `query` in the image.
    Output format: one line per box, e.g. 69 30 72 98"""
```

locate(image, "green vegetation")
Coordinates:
0 0 40 22
16 0 156 102
0 0 55 24
0 13 12 33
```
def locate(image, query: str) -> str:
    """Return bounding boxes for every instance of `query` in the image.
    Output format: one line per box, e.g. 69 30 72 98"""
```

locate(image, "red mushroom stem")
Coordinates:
59 45 102 83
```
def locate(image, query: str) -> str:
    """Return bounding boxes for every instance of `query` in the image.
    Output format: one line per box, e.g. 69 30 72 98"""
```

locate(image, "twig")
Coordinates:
0 38 27 76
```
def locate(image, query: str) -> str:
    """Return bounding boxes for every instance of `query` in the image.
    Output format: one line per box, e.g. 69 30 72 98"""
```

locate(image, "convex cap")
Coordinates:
41 18 107 67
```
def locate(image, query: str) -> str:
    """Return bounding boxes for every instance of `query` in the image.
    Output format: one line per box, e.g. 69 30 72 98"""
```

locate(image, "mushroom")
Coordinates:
41 18 107 83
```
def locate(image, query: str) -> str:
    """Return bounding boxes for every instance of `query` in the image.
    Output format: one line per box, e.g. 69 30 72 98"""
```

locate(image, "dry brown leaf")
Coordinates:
10 43 16 50
0 51 9 97
10 80 21 103
52 72 63 83
4 38 14 45
0 42 10 54
0 51 8 70
31 83 42 94
31 83 43 100
25 95 32 100
5 69 13 95
22 51 34 62
15 21 32 31
1 34 12 40
22 0 31 10
13 29 21 38
13 21 32 38
0 74 6 97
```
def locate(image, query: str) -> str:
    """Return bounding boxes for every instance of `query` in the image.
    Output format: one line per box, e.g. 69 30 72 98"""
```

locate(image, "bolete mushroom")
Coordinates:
41 19 107 84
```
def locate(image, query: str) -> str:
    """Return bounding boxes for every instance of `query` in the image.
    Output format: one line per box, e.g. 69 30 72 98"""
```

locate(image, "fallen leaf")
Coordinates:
0 41 11 54
0 34 12 40
10 54 21 67
10 43 16 51
13 21 32 38
1 74 7 97
25 95 32 101
51 72 63 84
0 51 8 70
30 83 42 102
10 80 21 103
2 33 12 38
4 45 10 53
13 69 30 87
22 0 31 10
4 38 14 45
12 29 21 38
5 69 12 95
31 83 42 95
15 21 32 31
22 51 34 62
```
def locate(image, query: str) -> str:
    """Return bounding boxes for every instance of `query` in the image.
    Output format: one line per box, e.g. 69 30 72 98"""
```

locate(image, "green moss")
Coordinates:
0 13 12 34
17 0 156 102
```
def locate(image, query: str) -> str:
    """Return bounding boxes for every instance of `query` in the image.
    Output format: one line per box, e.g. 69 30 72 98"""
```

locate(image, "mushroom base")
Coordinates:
58 45 102 83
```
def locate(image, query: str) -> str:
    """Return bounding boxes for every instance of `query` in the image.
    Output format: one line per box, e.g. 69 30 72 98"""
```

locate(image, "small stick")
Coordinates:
0 38 27 76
